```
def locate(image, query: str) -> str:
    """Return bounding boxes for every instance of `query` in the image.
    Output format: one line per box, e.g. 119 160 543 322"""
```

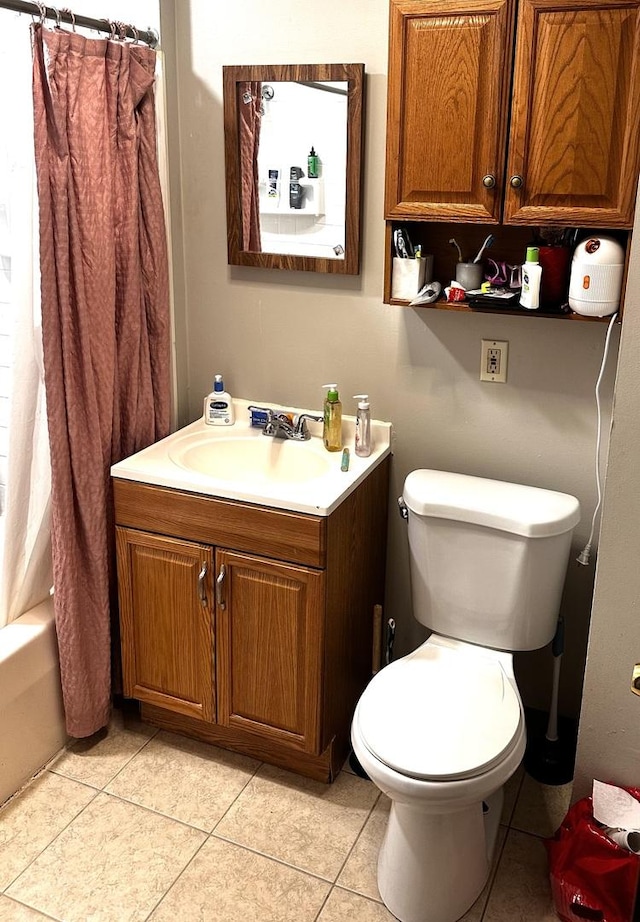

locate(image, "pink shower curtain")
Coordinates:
31 24 171 737
238 81 262 251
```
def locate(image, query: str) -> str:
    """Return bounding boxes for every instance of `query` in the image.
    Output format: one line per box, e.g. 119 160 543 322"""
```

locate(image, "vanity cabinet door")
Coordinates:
504 0 640 228
385 0 514 223
215 549 324 754
116 528 214 722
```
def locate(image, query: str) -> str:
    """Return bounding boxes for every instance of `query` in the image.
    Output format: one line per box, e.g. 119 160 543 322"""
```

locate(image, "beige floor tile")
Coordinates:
50 708 156 789
6 792 205 922
0 771 96 890
0 896 53 920
483 829 556 921
511 773 572 837
337 795 390 899
318 887 396 921
106 730 260 830
149 836 330 922
214 763 378 881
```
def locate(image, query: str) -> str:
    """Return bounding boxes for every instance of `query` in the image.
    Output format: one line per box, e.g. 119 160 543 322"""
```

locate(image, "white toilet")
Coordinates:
351 470 580 922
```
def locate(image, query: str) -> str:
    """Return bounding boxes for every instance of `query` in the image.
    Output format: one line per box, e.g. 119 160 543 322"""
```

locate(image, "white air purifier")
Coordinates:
568 236 625 317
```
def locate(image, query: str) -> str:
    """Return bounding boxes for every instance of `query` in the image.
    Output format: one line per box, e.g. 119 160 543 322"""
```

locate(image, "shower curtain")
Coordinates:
32 23 171 737
0 15 52 630
239 81 262 252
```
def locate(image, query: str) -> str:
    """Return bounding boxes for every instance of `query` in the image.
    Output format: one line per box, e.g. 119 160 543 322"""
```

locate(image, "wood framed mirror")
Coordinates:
223 63 365 274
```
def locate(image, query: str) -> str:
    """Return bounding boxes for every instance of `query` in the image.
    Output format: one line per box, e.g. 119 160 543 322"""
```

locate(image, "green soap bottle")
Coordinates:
322 384 342 452
307 147 319 178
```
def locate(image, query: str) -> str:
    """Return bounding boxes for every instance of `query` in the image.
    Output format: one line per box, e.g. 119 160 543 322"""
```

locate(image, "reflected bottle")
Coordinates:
289 166 304 209
307 147 319 178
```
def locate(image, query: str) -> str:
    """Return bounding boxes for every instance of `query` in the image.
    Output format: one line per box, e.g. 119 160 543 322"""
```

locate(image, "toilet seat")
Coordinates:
357 639 522 782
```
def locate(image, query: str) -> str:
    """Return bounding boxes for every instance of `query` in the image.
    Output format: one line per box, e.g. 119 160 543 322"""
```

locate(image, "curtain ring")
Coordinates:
60 8 76 31
50 6 61 29
100 19 116 40
35 2 47 25
129 25 139 44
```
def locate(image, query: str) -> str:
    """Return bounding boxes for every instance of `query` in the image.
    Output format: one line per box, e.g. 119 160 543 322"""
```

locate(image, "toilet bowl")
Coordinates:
350 469 580 922
351 634 526 922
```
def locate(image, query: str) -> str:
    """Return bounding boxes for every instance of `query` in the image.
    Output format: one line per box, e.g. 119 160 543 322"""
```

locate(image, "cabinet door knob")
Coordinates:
509 174 524 190
198 562 208 606
216 563 226 610
482 173 496 189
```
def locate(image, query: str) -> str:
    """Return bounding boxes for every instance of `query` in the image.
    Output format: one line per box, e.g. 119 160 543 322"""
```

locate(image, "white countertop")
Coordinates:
111 399 392 516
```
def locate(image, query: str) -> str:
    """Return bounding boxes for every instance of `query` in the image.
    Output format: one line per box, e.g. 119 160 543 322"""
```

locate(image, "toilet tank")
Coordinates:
402 471 581 651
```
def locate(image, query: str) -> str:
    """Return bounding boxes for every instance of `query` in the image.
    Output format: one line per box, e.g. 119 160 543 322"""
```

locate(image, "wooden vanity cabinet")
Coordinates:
215 549 325 752
116 529 215 723
386 0 640 228
113 458 389 782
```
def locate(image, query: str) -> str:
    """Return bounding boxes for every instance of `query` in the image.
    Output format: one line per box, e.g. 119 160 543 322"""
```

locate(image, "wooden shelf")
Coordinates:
390 297 617 322
384 222 629 321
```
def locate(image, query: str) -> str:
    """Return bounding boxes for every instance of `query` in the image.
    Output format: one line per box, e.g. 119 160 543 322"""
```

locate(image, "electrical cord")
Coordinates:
577 311 619 566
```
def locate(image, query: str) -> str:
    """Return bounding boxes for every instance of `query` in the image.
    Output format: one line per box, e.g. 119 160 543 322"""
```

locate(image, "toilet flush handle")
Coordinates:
397 497 408 520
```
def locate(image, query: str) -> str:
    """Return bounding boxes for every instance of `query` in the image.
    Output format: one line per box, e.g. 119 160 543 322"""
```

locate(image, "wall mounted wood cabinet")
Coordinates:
114 460 389 782
386 0 640 228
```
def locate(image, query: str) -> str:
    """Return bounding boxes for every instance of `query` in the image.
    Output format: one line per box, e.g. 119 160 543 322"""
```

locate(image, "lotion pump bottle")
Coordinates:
204 374 235 426
322 384 342 452
520 246 543 310
353 395 371 457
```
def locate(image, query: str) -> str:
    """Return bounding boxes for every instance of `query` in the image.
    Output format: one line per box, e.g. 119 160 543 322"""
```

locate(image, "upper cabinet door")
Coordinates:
385 0 514 223
505 0 640 227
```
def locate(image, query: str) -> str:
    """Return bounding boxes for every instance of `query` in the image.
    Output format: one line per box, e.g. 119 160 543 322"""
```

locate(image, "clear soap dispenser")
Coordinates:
322 384 342 452
353 395 371 457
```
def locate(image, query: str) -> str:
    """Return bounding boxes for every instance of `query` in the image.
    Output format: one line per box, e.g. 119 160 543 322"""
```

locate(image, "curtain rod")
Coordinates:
0 1 159 47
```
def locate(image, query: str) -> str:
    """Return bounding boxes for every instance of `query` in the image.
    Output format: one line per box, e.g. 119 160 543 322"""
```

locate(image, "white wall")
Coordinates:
572 196 640 798
163 0 623 720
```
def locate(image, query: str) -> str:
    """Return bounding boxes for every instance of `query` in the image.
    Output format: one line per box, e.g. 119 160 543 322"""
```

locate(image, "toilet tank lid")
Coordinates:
403 470 580 538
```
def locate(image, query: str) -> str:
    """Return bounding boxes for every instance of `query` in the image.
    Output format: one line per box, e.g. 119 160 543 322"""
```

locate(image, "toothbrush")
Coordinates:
473 234 495 264
449 238 463 262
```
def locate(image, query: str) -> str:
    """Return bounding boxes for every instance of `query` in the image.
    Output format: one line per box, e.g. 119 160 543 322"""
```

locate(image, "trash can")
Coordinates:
546 788 640 922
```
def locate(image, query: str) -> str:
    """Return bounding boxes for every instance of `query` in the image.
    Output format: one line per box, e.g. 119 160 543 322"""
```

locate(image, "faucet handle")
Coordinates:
294 413 323 439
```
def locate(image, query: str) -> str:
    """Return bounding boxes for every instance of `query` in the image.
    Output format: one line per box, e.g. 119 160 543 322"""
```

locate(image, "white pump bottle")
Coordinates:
354 395 371 457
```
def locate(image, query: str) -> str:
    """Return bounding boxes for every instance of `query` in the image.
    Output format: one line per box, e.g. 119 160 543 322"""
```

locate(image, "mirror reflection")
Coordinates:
256 80 347 260
223 64 365 274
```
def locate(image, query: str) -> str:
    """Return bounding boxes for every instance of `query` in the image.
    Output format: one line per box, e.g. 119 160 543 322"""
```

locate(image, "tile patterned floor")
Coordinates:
0 708 571 921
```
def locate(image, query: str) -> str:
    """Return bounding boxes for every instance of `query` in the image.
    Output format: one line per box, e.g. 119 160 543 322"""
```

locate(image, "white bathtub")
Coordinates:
0 598 67 805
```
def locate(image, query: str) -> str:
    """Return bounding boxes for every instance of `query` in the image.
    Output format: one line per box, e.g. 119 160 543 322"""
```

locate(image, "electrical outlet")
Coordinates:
480 339 508 383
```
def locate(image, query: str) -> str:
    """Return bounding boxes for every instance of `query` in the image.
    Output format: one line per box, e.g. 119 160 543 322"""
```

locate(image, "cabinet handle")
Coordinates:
198 562 208 606
482 173 496 189
509 174 524 190
216 564 226 610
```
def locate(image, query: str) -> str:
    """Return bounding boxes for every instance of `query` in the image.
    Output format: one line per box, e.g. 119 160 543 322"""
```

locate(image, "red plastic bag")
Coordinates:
545 788 640 922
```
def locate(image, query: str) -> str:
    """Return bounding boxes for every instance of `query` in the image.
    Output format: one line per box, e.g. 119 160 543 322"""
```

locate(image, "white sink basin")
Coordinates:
111 398 392 516
168 433 332 484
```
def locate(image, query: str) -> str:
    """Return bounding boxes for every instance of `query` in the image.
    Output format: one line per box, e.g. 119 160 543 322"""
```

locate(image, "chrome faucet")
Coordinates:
248 406 323 441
